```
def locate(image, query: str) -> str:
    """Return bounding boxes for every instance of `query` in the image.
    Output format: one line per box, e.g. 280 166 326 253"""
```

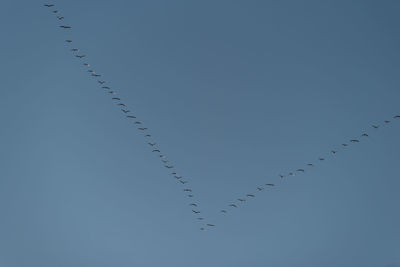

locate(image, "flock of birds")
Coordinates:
43 3 400 231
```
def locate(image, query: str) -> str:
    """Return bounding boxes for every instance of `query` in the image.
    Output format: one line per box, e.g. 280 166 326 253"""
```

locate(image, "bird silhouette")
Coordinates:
44 4 54 7
229 204 238 208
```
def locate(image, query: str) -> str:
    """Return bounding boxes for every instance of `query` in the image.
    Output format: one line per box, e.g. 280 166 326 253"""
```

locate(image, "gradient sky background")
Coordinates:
0 1 400 266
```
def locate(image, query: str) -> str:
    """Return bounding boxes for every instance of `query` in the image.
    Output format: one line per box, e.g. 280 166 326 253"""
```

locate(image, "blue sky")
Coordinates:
0 1 399 266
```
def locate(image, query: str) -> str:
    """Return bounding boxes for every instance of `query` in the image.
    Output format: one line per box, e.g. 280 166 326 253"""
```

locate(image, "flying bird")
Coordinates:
221 210 227 213
200 228 205 231
319 158 325 161
138 128 147 131
229 204 238 208
75 55 85 58
44 4 54 7
175 175 182 179
60 25 71 29
279 174 285 178
98 81 105 84
350 139 359 143
118 103 126 107
148 142 156 146
83 63 90 66
247 194 255 198
102 86 110 89
257 187 264 191
394 115 400 118
289 172 295 176
65 40 72 43
52 10 58 13
190 203 197 207
57 16 64 20
331 150 337 154
127 115 136 119
197 217 204 220
297 169 305 172
266 183 275 186
207 224 215 227
192 210 200 214
71 48 79 52
342 143 348 147
162 160 169 164
152 149 161 152
145 134 152 137
372 125 379 129
121 109 130 113
179 180 187 184
307 163 314 167
238 198 246 202
92 74 101 77
187 194 194 198
134 121 142 124
384 120 390 123
184 189 192 192
112 97 120 100
361 133 368 137
165 165 174 169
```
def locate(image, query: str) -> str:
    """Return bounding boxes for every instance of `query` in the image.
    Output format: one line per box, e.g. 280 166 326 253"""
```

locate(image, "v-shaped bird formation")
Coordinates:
43 3 400 231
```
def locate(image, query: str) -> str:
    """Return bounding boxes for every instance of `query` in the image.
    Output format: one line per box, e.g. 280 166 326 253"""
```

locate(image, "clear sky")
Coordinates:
0 0 399 266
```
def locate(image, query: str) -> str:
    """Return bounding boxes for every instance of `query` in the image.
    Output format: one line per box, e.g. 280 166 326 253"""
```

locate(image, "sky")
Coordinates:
0 0 400 266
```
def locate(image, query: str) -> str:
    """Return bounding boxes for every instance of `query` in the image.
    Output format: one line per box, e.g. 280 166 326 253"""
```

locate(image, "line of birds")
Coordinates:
220 116 400 214
43 3 214 231
44 3 400 230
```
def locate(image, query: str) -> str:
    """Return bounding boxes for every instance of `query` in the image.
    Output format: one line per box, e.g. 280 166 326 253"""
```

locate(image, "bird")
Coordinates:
127 115 136 119
207 224 215 227
229 204 238 208
394 115 400 118
190 203 197 207
148 142 156 146
44 4 54 7
372 125 379 129
71 48 79 52
138 128 147 131
162 160 169 164
279 174 285 178
221 210 227 213
65 40 72 43
83 63 90 66
60 25 71 29
289 172 295 176
112 97 120 100
297 169 305 172
200 228 205 231
92 74 101 77
192 210 200 214
57 16 64 20
184 189 192 192
307 163 314 167
145 134 152 138
165 165 174 169
384 120 390 123
52 10 58 13
175 175 182 179
197 217 204 220
121 109 130 113
238 198 246 202
179 180 187 184
266 183 275 186
187 194 194 198
257 187 264 191
331 150 337 154
342 143 348 147
319 158 325 161
350 139 359 143
75 55 85 58
361 133 369 137
102 86 110 89
98 81 105 84
152 149 161 152
134 121 142 124
118 103 126 107
247 194 255 198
